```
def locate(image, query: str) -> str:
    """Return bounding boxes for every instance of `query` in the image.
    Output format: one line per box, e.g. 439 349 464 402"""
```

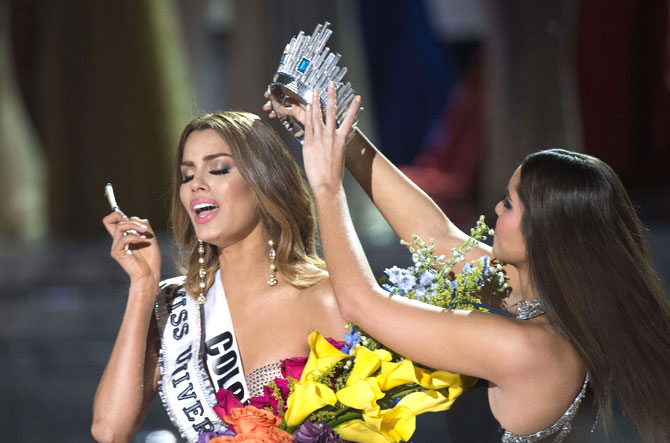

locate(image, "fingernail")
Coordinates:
329 81 335 88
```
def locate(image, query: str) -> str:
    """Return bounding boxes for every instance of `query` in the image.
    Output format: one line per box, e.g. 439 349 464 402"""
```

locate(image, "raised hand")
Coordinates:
102 211 162 286
263 89 308 123
301 82 361 194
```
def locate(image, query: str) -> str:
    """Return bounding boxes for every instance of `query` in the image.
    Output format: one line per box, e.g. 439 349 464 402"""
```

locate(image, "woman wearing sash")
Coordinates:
92 112 348 442
269 84 670 442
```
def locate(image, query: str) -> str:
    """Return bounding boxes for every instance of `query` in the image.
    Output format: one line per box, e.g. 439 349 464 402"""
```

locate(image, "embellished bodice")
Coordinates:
501 374 591 442
245 362 283 398
502 299 591 443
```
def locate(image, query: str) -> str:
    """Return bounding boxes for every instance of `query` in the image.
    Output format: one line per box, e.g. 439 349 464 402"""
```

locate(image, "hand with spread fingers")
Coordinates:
301 82 361 195
102 211 162 287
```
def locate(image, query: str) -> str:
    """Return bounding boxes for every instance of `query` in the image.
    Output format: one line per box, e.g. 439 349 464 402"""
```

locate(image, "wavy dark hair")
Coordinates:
517 149 670 442
170 111 326 297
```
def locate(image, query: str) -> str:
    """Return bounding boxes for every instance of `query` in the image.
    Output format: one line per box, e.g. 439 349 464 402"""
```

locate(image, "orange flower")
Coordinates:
270 427 294 442
224 405 282 435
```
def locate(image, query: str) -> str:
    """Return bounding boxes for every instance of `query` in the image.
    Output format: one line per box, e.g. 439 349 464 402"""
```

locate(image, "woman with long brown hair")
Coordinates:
92 111 347 442
271 83 670 442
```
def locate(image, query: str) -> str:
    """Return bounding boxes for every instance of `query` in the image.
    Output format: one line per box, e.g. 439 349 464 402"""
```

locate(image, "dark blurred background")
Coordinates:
1 0 669 441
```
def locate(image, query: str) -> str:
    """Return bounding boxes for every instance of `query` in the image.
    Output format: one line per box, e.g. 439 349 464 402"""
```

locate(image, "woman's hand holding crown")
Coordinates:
102 211 162 288
302 82 361 196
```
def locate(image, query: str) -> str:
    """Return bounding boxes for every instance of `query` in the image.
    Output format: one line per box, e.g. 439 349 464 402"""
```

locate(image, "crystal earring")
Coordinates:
197 239 207 304
267 239 278 286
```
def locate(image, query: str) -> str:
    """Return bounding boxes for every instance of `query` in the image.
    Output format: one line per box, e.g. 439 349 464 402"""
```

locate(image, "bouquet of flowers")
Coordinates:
203 217 508 443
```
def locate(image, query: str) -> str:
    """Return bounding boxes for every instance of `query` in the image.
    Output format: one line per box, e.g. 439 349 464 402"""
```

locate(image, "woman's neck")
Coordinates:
515 263 537 302
216 226 274 298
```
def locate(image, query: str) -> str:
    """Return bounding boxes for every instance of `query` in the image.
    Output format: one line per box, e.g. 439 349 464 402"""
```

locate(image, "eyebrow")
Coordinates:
180 152 232 167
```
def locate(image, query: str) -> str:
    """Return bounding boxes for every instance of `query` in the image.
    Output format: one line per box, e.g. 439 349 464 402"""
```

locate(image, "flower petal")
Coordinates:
284 380 337 427
347 347 392 385
337 377 384 412
300 331 349 383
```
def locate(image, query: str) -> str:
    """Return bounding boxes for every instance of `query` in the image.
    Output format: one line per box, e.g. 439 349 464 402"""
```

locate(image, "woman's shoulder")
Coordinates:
514 319 580 368
296 276 347 335
298 276 336 307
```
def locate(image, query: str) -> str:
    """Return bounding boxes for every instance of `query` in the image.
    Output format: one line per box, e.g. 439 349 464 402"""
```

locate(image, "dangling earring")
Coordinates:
267 239 278 286
197 239 207 304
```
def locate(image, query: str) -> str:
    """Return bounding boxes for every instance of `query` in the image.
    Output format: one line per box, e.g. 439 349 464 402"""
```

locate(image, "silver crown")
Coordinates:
268 22 359 142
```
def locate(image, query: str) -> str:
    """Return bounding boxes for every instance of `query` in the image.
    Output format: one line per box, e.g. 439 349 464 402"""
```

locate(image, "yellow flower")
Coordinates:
299 331 349 383
284 380 337 427
337 377 385 412
376 359 420 391
423 370 476 391
397 389 454 415
346 346 392 385
284 331 349 427
337 405 416 443
377 359 475 392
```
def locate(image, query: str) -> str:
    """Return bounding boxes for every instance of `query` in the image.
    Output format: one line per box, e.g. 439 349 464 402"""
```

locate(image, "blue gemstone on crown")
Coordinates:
297 58 310 73
280 53 286 64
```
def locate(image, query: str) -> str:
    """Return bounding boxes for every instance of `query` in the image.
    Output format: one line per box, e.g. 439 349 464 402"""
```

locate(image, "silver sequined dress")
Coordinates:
245 362 283 398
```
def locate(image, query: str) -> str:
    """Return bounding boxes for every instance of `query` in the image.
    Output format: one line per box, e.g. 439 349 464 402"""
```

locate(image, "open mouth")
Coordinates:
193 203 220 218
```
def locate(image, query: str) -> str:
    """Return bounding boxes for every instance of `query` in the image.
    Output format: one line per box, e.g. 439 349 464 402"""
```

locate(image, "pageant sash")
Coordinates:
155 271 248 442
203 270 248 401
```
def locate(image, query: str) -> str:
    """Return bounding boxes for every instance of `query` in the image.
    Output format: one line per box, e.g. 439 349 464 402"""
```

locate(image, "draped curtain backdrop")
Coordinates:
8 0 192 239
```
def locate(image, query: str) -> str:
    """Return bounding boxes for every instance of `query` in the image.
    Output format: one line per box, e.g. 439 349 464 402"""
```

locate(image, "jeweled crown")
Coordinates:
269 22 359 142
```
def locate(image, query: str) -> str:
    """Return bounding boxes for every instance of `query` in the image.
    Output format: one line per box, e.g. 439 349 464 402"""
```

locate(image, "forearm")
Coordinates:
92 278 158 442
312 184 381 324
344 129 469 250
311 182 521 380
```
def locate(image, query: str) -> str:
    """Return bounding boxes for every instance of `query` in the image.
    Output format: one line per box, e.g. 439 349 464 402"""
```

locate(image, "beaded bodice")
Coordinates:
501 374 590 442
245 362 283 398
505 298 591 442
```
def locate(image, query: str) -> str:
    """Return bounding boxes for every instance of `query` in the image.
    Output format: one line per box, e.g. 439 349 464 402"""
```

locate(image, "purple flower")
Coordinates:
480 255 491 280
293 421 344 443
385 266 403 285
396 271 417 292
419 270 436 286
196 429 235 443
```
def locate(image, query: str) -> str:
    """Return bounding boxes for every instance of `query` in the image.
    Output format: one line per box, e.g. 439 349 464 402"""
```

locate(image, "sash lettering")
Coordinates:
155 272 247 442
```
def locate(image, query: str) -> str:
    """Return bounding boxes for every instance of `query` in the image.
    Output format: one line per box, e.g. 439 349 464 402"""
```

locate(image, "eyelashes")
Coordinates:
502 196 512 209
180 168 231 184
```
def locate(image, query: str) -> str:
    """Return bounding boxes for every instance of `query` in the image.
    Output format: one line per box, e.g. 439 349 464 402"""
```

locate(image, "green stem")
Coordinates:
326 411 363 429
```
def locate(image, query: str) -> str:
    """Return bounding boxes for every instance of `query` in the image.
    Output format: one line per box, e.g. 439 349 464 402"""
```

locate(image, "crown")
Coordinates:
268 22 360 142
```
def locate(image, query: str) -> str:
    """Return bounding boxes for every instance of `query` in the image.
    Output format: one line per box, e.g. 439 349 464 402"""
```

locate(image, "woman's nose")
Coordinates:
190 173 209 192
494 201 503 216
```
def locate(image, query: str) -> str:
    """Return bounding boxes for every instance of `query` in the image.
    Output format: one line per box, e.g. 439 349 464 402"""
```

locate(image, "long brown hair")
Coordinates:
170 111 326 297
518 149 670 442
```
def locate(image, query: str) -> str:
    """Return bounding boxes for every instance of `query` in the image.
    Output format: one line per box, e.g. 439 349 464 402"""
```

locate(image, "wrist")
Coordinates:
129 275 159 295
311 182 345 202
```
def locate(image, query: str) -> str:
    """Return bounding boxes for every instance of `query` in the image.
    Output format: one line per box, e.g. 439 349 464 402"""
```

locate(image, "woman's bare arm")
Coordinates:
91 212 162 442
301 84 529 382
262 90 514 278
